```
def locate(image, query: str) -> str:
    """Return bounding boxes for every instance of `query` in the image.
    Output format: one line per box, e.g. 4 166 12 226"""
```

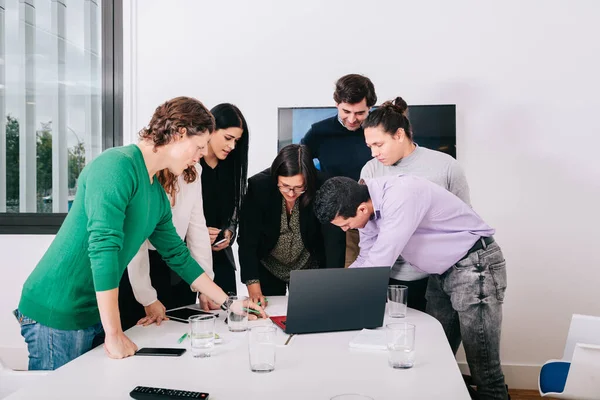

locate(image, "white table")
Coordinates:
6 297 470 399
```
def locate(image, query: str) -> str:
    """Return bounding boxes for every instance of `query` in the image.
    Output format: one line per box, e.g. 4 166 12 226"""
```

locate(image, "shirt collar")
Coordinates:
336 114 362 132
370 210 382 221
363 178 383 221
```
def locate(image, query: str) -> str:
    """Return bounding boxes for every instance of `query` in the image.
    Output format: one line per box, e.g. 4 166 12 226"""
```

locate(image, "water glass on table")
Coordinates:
386 322 416 369
248 325 276 373
188 314 216 358
387 285 408 318
227 295 249 332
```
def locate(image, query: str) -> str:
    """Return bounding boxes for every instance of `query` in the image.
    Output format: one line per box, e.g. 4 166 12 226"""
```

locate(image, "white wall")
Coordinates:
0 236 53 348
130 0 600 387
2 0 600 387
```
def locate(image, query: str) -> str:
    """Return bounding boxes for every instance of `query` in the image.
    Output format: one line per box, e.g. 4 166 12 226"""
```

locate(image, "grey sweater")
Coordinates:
360 145 471 281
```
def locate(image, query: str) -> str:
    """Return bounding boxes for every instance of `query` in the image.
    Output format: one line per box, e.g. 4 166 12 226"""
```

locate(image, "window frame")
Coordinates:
0 0 123 235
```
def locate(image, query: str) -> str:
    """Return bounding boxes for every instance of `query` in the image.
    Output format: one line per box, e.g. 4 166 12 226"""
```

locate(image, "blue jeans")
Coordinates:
425 240 508 400
13 309 104 371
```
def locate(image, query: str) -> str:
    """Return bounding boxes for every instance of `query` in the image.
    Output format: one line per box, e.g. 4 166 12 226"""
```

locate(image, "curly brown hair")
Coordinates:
139 96 214 205
157 165 198 205
139 96 215 149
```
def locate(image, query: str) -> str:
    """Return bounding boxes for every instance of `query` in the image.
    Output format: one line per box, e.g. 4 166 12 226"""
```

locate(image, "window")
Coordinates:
0 0 122 234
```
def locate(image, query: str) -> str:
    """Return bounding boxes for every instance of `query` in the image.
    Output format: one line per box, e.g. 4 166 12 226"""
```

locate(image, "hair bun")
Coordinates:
392 97 408 115
380 97 408 116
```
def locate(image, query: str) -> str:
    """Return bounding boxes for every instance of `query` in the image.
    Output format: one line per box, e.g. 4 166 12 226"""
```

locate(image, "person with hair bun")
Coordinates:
360 96 471 312
354 97 507 399
14 97 264 370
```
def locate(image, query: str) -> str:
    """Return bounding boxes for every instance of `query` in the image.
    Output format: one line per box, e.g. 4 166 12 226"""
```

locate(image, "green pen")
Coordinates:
177 333 188 344
242 307 262 316
178 332 221 344
257 298 269 306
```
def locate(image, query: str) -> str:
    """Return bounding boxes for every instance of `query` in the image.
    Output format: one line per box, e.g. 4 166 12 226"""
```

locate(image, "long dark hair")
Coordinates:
363 96 413 140
210 103 249 216
270 144 317 208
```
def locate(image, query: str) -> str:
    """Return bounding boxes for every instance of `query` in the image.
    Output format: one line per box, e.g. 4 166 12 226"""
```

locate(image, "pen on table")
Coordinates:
285 334 295 346
177 333 188 344
242 307 262 316
257 298 269 306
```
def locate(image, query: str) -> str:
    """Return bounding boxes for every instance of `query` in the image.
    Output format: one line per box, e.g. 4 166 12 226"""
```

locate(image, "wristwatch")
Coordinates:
220 296 233 311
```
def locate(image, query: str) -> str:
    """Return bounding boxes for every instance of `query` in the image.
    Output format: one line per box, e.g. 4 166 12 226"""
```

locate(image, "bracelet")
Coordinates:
246 279 260 285
220 296 233 311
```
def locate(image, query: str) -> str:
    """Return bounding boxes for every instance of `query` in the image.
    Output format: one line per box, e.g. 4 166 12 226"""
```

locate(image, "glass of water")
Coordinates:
386 322 416 369
387 285 408 318
228 295 249 332
248 325 276 373
188 314 216 358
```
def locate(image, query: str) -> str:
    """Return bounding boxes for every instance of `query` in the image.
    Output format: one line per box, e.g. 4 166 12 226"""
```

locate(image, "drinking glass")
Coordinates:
248 325 276 373
188 314 216 358
387 285 408 318
386 322 416 369
227 295 249 332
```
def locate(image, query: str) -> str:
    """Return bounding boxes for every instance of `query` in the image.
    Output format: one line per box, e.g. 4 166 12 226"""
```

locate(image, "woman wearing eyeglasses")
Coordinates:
238 144 336 306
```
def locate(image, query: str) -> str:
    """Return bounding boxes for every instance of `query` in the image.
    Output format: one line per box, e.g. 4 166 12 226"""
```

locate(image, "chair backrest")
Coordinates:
562 314 600 361
562 343 600 400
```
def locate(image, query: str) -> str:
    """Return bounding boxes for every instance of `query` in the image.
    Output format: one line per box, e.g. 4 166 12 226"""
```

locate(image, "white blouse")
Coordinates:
127 164 213 306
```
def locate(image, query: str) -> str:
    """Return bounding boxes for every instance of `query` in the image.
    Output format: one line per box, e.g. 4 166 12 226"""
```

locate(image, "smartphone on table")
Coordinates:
134 347 186 357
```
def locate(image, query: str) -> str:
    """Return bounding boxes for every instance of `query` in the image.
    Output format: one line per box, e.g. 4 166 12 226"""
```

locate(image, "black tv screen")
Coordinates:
278 105 457 166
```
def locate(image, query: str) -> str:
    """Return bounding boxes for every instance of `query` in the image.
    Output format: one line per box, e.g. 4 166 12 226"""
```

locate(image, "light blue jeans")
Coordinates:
13 309 104 371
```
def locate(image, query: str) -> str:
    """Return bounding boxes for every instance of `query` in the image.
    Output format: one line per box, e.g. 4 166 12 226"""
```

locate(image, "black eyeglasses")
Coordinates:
277 185 306 195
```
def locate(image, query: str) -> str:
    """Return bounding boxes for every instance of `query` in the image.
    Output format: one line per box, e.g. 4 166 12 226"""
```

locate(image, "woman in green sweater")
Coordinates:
14 96 264 370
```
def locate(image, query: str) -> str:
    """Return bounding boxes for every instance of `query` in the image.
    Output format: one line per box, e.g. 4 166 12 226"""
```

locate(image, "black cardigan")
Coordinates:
238 169 332 283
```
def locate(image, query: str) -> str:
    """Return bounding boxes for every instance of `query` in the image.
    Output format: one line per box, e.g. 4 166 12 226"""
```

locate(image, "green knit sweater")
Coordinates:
18 145 204 330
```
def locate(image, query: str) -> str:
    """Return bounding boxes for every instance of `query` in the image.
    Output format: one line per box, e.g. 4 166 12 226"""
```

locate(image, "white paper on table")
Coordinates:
349 329 387 350
264 302 287 317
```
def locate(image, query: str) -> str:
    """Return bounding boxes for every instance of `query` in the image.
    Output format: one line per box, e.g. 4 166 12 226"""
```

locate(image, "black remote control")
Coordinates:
130 386 209 399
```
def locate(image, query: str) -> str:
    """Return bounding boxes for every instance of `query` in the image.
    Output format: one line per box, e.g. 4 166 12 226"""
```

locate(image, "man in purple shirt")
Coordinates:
314 175 508 400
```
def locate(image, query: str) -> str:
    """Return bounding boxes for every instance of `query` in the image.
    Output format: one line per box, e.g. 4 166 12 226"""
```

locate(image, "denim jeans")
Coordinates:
425 240 508 400
13 309 104 371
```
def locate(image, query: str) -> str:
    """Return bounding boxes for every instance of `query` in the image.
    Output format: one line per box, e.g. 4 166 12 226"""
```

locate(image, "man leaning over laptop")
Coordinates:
314 174 508 400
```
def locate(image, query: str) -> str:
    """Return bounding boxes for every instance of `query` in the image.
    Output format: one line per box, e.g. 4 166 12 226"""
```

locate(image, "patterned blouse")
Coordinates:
260 198 313 282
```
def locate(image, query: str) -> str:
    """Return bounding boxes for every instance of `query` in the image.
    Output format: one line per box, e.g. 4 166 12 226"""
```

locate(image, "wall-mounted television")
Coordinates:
278 105 457 164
